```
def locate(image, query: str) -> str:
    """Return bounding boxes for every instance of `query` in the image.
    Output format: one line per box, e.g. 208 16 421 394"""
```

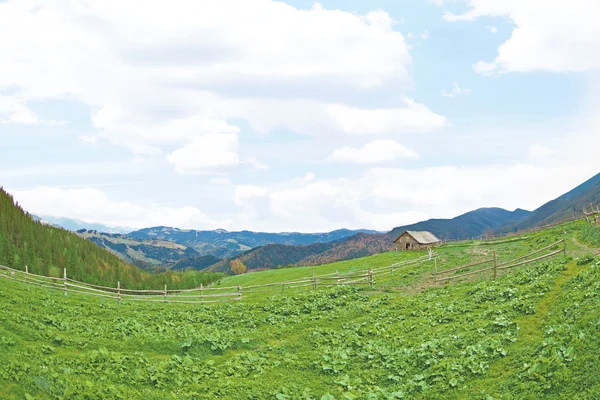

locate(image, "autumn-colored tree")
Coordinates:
230 259 247 275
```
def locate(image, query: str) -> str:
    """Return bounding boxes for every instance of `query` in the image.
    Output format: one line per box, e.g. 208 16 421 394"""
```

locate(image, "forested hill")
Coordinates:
502 172 600 232
206 233 392 273
387 207 531 241
0 188 223 289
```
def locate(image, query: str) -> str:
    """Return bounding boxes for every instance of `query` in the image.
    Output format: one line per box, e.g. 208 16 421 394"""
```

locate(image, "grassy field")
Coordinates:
217 221 577 296
0 221 598 399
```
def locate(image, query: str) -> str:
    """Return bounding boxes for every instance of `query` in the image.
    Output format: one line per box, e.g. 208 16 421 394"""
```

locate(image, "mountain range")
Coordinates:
71 227 379 271
41 172 600 274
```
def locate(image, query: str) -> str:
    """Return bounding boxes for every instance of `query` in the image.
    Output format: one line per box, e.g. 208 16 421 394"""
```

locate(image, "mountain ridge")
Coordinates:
499 172 600 232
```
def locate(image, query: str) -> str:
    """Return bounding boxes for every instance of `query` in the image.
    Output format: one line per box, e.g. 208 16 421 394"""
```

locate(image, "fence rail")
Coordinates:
0 236 569 304
434 239 566 284
0 252 439 305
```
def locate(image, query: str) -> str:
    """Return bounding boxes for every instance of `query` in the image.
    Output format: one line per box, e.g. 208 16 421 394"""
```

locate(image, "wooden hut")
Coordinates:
393 230 441 251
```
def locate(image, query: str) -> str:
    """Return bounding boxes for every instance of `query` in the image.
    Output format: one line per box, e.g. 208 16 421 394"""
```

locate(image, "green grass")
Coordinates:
217 250 429 287
0 220 598 399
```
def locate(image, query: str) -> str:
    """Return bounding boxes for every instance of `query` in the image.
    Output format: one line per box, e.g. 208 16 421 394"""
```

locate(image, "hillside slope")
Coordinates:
387 207 531 240
0 188 223 289
77 230 206 271
503 172 600 231
170 254 222 271
207 233 392 273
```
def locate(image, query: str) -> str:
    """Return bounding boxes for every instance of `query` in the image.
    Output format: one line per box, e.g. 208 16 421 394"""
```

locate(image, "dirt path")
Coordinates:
570 236 596 255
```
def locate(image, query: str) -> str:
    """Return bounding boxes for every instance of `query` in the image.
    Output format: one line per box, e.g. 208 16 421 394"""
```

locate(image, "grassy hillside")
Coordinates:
388 207 531 241
0 188 224 290
1 221 598 398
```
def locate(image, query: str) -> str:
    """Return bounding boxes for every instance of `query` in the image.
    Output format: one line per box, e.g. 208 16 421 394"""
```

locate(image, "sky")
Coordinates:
1 0 600 233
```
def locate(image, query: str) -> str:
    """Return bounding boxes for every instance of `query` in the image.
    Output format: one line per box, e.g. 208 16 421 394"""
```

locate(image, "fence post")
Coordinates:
492 251 497 280
117 281 121 305
312 271 317 290
25 265 29 290
368 268 373 288
336 269 339 285
390 263 393 277
282 281 285 294
200 283 203 301
164 284 167 303
563 232 567 257
238 285 242 301
63 268 67 296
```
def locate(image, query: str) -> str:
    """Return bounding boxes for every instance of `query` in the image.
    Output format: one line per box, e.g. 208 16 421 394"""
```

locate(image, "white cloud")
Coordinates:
486 25 498 33
473 61 500 76
218 97 446 136
228 156 600 232
0 95 63 126
528 144 555 160
78 135 98 146
0 0 441 165
445 0 600 73
407 30 430 40
166 133 251 174
209 178 232 186
10 186 229 230
300 172 316 182
329 140 419 164
442 81 472 97
233 185 268 206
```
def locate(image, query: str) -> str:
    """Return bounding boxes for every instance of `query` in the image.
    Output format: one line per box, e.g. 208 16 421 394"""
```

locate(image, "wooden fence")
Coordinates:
0 236 570 304
432 238 567 285
0 253 438 305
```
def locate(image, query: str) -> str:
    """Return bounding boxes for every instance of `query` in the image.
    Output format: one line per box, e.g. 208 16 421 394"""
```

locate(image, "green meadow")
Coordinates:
0 221 598 399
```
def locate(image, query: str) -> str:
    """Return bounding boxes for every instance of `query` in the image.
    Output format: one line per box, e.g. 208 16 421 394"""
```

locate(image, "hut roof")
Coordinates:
394 230 441 244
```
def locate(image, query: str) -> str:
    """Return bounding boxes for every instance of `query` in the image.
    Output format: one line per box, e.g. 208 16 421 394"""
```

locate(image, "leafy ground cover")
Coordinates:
0 221 598 399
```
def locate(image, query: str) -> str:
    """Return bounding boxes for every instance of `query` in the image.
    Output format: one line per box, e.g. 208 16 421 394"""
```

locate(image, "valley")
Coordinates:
0 219 598 399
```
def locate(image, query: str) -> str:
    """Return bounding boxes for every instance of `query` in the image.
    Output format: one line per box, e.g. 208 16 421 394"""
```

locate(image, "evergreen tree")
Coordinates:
0 187 224 289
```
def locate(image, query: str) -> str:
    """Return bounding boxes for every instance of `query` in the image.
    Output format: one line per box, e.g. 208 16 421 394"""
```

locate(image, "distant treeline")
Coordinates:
0 188 224 289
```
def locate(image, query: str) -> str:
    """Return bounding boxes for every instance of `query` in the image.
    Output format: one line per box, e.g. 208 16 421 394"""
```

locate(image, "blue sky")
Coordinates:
1 0 599 232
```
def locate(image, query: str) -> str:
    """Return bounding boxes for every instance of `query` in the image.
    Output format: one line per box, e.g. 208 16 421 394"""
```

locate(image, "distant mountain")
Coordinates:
387 207 532 241
36 215 133 234
127 227 379 258
206 233 392 274
53 172 600 276
72 226 378 271
502 172 600 232
76 230 205 272
206 207 533 274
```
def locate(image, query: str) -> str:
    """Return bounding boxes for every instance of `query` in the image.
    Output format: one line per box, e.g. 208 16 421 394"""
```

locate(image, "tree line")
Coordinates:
0 188 224 289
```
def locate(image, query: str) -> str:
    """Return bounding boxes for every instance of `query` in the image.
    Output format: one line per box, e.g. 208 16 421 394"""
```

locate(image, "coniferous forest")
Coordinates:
0 188 224 289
